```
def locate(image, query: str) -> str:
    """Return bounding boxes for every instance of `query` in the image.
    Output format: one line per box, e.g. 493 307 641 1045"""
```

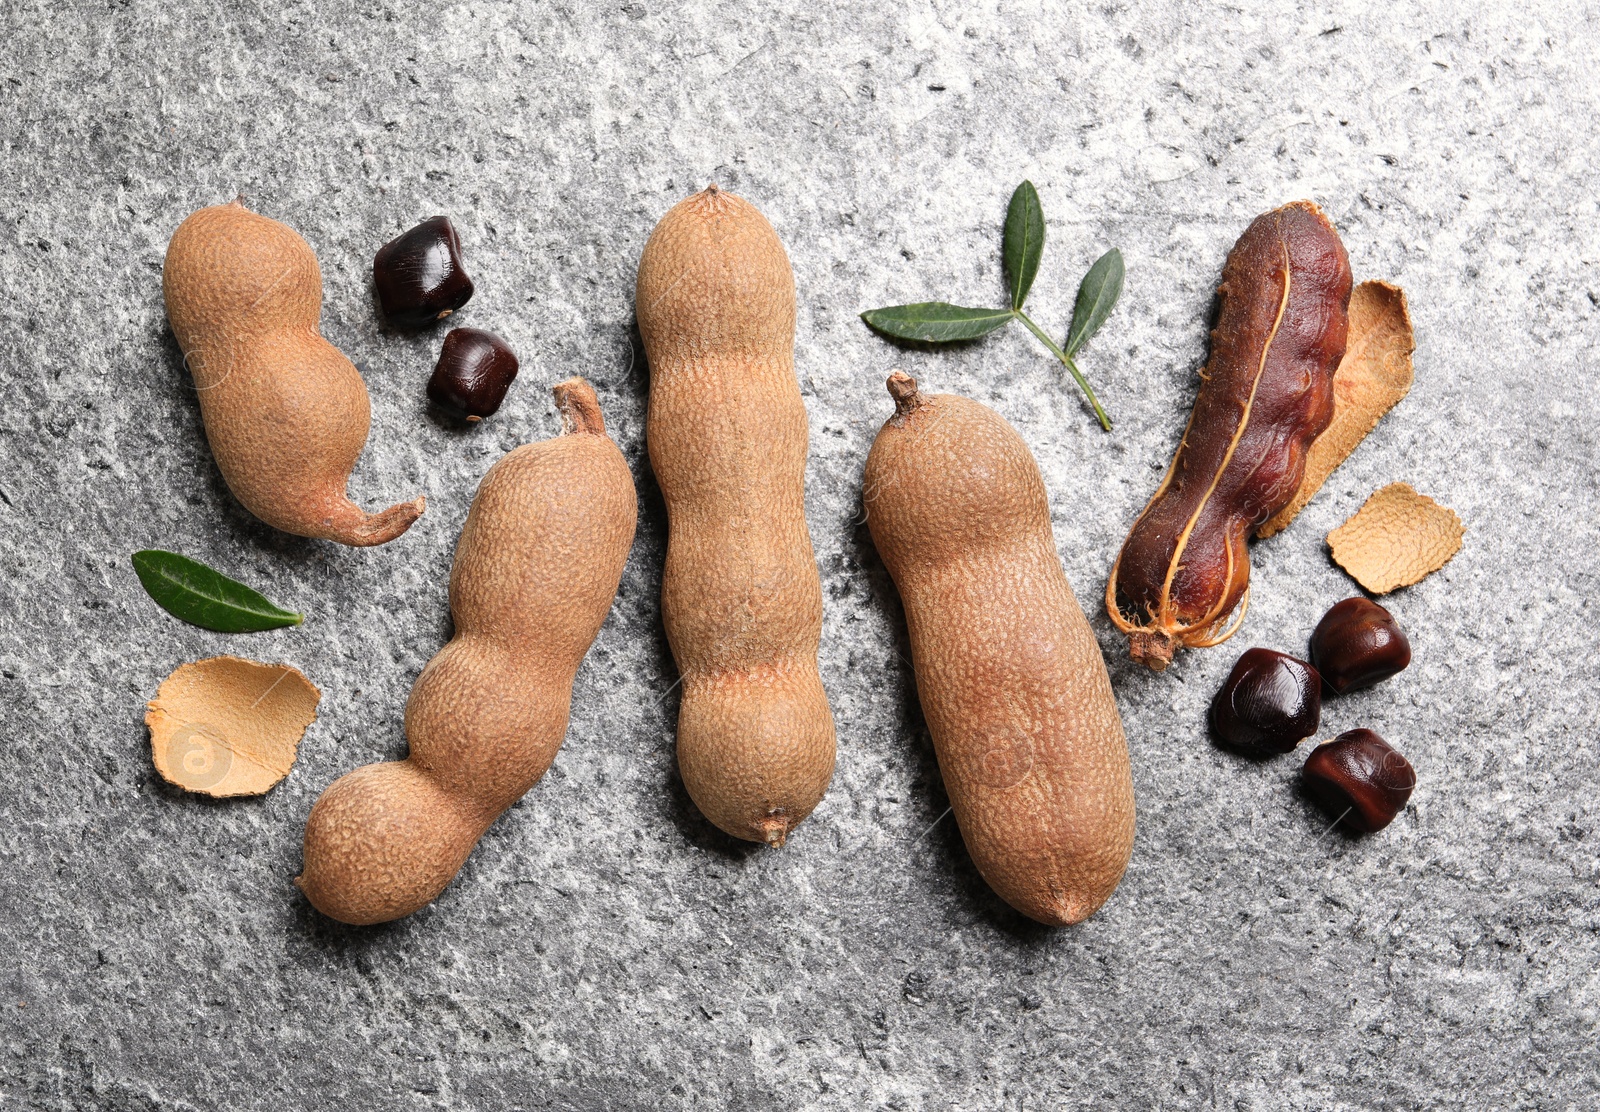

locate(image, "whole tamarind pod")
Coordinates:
296 379 636 924
163 201 424 546
865 373 1135 926
636 186 836 846
1107 201 1352 670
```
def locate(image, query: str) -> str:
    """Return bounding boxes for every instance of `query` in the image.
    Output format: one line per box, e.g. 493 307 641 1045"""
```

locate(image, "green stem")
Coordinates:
1014 309 1112 431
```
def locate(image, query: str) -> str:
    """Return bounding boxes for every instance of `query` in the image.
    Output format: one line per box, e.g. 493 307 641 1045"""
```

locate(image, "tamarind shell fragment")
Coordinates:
1107 201 1352 670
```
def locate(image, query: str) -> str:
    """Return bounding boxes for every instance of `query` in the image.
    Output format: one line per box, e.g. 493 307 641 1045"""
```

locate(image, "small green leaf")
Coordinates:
860 303 1015 343
1065 248 1125 357
131 550 303 633
1002 181 1046 310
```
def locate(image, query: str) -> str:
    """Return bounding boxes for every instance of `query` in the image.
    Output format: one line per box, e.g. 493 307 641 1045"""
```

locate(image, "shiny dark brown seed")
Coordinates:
1310 597 1412 695
1209 647 1322 756
427 328 519 421
373 216 474 329
1302 728 1415 832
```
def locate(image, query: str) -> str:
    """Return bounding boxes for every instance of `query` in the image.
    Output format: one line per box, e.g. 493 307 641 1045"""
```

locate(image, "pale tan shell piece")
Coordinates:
1258 281 1415 538
146 656 320 797
1327 482 1463 593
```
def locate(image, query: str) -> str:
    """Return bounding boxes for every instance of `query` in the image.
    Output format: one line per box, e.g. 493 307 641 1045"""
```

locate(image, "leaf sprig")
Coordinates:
861 181 1124 431
132 550 303 633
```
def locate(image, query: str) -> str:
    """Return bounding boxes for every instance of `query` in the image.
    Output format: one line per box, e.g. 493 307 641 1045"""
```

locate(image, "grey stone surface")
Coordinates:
1 0 1596 1107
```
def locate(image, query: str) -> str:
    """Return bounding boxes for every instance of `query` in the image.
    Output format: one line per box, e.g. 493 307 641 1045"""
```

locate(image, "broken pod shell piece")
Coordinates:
146 656 320 797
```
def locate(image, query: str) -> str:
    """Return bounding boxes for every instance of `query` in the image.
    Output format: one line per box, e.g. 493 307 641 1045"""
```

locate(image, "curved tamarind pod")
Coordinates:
296 379 636 924
1107 201 1352 670
636 186 836 846
865 373 1135 925
163 202 424 546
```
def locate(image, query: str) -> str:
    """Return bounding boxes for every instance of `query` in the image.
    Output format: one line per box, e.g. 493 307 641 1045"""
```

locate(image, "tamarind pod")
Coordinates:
636 186 836 846
296 380 636 924
163 201 424 546
1107 201 1352 670
865 373 1135 926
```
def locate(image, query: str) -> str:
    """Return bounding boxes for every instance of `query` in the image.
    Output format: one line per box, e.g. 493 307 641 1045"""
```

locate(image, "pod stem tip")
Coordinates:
329 495 425 547
886 371 927 421
1127 629 1175 671
757 812 792 847
553 377 606 436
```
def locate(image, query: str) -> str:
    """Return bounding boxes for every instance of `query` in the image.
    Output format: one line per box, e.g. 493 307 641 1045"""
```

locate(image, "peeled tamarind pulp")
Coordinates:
1107 201 1352 670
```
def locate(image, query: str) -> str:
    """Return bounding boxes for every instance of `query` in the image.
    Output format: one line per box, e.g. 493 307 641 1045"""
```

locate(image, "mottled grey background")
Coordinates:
1 0 1596 1108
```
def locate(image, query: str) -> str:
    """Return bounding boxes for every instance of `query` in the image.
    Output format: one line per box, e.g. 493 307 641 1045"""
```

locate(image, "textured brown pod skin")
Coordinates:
636 186 836 846
1108 201 1352 669
865 373 1135 926
163 201 424 546
296 380 636 924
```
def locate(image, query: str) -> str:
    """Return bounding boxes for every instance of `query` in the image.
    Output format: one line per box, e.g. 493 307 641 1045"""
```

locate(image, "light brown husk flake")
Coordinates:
146 656 320 797
1327 482 1463 593
1258 281 1415 538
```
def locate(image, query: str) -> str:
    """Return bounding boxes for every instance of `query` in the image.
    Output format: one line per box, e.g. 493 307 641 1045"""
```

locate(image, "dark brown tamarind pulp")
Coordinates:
1107 201 1352 670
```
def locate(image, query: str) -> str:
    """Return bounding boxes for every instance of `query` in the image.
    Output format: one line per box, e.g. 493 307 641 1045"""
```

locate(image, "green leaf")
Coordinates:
1064 248 1125 357
860 303 1015 343
1002 181 1046 310
131 550 303 633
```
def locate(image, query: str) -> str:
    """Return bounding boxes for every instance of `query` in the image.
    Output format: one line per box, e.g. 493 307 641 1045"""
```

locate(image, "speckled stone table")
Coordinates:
1 1 1596 1107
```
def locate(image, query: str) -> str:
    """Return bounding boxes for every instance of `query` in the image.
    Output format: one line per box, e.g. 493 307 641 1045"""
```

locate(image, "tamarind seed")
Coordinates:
427 328 519 422
1302 728 1415 832
1309 597 1411 695
1209 648 1322 756
373 216 474 329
